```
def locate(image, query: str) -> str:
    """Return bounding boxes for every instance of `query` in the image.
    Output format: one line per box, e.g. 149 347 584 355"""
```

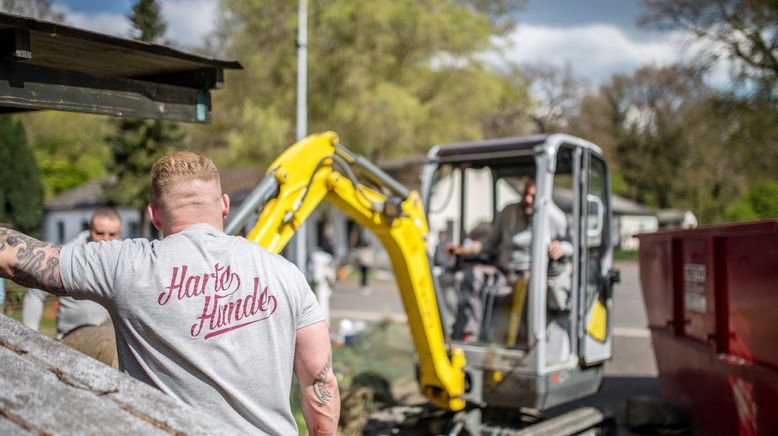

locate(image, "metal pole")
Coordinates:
295 0 308 276
224 173 279 235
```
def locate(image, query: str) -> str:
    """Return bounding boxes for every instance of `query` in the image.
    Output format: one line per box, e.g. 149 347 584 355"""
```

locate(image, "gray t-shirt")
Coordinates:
60 224 324 435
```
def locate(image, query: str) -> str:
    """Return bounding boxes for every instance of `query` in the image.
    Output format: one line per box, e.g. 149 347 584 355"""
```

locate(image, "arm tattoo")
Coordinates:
312 352 334 404
0 228 66 296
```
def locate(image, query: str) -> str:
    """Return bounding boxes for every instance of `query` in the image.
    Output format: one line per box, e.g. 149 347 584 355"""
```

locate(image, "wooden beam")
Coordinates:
137 68 225 90
0 29 31 61
0 61 212 123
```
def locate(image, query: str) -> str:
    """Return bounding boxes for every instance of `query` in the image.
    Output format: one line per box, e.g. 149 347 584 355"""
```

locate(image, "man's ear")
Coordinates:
221 194 230 221
148 203 163 231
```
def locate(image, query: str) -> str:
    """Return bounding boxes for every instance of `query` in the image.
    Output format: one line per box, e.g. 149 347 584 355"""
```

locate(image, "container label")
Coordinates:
684 263 707 313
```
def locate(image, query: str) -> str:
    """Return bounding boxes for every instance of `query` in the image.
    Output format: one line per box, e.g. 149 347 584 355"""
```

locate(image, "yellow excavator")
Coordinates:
225 131 620 434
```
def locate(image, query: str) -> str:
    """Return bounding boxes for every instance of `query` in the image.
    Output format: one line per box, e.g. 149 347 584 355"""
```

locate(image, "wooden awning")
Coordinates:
0 12 242 123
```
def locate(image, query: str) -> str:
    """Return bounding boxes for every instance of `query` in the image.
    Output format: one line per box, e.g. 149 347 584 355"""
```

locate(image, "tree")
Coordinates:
196 0 530 166
640 0 778 96
723 179 778 222
0 116 44 235
129 0 166 43
636 0 778 222
572 66 714 210
0 0 65 22
105 0 183 237
21 111 111 200
521 62 591 133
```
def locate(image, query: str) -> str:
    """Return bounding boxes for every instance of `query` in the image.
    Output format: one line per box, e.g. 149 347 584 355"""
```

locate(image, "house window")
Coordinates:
56 220 65 244
128 222 139 238
81 220 89 232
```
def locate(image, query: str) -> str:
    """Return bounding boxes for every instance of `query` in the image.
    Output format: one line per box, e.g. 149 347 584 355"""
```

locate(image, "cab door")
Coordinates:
579 151 614 364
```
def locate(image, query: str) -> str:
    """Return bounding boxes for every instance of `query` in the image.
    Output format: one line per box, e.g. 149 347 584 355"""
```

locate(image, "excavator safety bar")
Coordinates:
225 131 466 411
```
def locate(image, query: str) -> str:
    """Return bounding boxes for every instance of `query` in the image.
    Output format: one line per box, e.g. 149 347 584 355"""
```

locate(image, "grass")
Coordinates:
2 283 57 337
614 249 639 261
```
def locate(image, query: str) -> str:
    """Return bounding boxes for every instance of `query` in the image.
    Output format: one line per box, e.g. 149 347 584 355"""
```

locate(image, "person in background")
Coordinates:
22 208 121 340
355 239 374 295
0 151 339 434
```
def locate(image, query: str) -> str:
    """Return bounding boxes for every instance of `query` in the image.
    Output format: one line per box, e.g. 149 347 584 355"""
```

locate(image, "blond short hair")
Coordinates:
91 207 122 224
151 151 221 202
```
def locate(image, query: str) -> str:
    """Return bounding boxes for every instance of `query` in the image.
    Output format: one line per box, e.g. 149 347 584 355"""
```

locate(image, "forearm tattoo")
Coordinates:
312 352 334 404
0 228 65 295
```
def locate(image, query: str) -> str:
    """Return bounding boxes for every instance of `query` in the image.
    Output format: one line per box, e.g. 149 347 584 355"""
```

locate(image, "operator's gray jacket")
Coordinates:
465 202 573 273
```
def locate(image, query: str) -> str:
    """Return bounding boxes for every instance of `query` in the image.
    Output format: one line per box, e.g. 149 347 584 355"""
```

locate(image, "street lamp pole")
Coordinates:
294 0 308 275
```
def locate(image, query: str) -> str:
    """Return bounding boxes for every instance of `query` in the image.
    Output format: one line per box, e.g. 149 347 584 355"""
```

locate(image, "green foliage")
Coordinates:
613 249 640 260
565 64 778 224
200 0 529 167
0 116 44 235
21 111 111 199
332 319 415 388
128 0 166 42
722 179 778 222
589 66 709 209
105 119 183 211
104 0 183 237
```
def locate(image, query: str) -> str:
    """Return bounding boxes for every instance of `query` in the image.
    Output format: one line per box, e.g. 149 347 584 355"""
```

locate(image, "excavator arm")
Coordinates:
225 131 466 411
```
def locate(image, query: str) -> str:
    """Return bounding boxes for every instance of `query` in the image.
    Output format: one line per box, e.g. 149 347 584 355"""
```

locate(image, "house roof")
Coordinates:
44 177 114 210
611 195 656 216
0 12 242 123
45 167 265 211
656 208 697 225
552 188 655 216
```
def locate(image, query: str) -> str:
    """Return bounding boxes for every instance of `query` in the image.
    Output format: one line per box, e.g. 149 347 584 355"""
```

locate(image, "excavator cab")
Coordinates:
421 134 616 411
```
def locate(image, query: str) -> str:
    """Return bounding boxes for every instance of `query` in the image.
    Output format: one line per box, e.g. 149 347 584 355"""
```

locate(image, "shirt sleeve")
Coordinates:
293 266 325 330
59 239 143 303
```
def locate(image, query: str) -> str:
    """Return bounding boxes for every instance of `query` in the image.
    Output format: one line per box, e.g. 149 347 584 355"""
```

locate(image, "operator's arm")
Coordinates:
548 204 573 260
294 321 340 435
0 228 66 296
451 204 511 257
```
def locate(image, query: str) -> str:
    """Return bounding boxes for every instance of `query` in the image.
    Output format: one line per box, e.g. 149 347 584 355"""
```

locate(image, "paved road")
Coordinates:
327 260 663 431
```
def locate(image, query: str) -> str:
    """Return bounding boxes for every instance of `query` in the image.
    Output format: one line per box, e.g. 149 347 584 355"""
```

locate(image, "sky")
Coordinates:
51 0 692 85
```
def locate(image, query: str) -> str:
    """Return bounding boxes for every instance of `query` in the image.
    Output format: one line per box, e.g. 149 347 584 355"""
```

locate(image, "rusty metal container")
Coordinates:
638 219 778 436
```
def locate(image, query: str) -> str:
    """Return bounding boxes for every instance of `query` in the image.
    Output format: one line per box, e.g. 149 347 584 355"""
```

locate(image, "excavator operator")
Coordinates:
447 178 573 355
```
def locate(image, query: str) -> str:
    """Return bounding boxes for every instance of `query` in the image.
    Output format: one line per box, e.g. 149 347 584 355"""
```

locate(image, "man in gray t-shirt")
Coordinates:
0 151 340 435
22 208 121 341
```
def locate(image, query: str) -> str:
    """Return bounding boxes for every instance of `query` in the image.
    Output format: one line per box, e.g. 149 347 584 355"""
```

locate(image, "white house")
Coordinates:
43 178 145 244
43 168 265 244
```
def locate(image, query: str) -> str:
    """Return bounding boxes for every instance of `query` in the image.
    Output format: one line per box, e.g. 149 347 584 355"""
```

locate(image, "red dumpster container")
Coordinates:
639 219 778 436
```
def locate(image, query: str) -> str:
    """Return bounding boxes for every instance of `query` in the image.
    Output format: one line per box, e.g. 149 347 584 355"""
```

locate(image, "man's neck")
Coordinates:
164 220 224 237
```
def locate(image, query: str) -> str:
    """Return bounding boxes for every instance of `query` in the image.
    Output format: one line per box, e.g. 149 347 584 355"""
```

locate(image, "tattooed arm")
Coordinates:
294 320 340 436
0 228 66 296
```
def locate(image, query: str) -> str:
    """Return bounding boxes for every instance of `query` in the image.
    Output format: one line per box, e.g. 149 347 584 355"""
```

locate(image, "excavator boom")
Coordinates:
226 132 466 411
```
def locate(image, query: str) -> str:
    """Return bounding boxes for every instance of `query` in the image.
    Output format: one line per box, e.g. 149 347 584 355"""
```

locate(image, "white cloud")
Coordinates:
59 7 131 38
54 1 218 49
159 0 218 48
492 23 687 84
